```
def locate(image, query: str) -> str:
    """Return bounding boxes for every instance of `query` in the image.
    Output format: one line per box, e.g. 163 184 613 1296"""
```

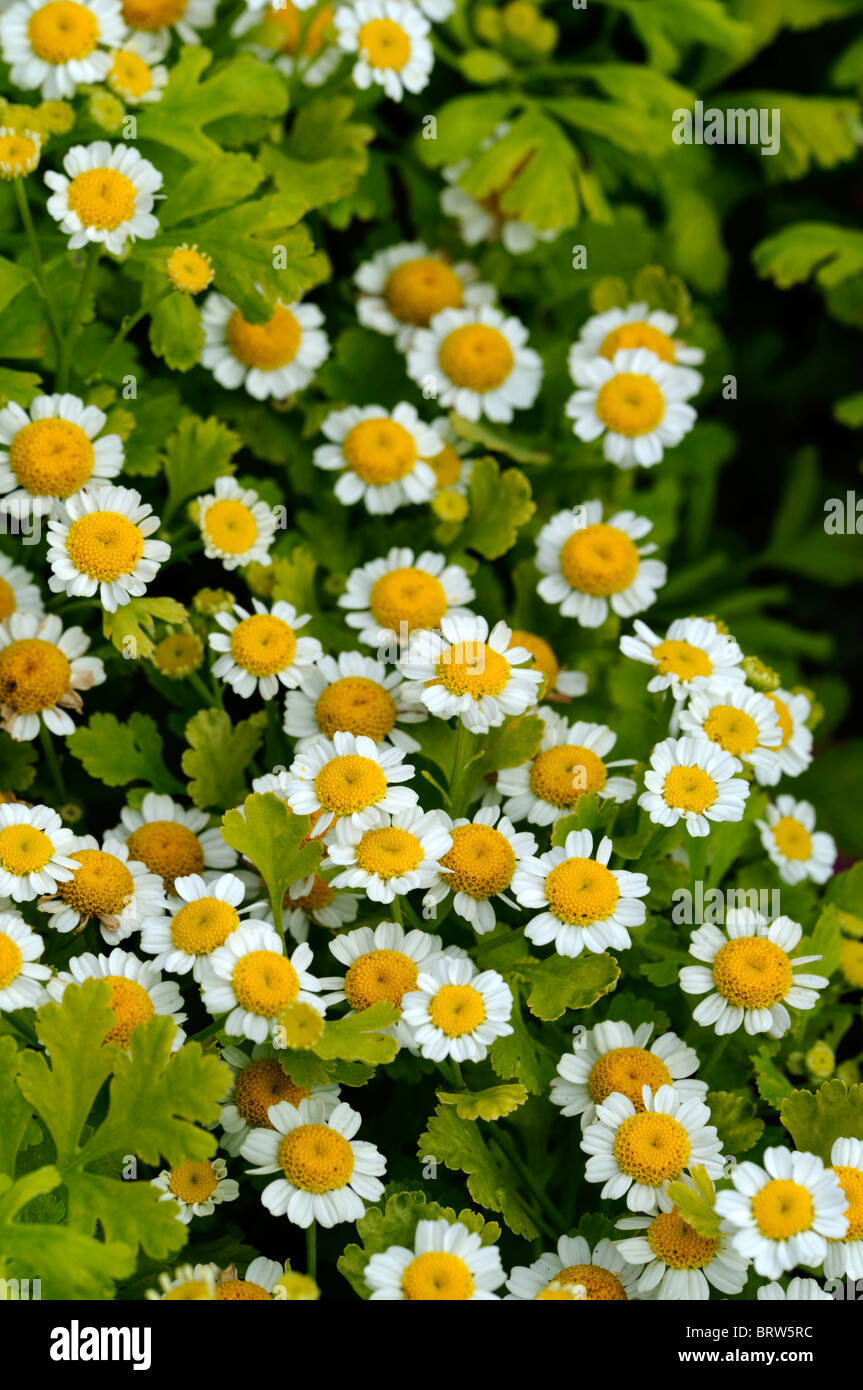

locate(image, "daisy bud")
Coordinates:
742 655 781 691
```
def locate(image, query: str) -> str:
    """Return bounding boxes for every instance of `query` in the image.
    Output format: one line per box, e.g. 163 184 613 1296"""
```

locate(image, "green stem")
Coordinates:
14 179 63 357
188 671 220 709
306 1221 317 1282
56 243 100 391
446 719 473 817
390 896 404 926
39 725 67 803
490 1136 557 1240
449 1058 465 1090
85 285 173 384
494 1129 561 1232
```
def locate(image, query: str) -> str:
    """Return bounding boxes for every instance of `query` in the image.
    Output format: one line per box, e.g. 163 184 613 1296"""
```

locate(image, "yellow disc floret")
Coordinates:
509 630 558 690
121 0 188 30
314 754 387 816
168 1158 219 1206
8 418 95 498
125 821 204 892
233 1057 309 1128
67 168 137 230
595 373 665 437
343 947 418 1011
369 567 447 634
652 639 712 681
58 849 134 919
354 826 424 880
384 257 464 326
217 1278 270 1301
613 1111 691 1186
0 638 70 714
357 17 411 69
230 614 296 677
315 676 397 741
0 823 55 877
529 745 607 809
152 631 204 679
171 898 239 956
342 418 418 485
166 244 214 295
103 974 154 1047
28 1 98 62
549 1264 627 1301
0 931 23 990
702 705 759 756
440 823 515 898
752 1179 814 1240
545 857 619 926
662 765 717 814
647 1208 720 1269
438 324 514 392
588 1046 672 1109
772 816 812 862
65 510 144 582
559 524 640 596
600 322 675 363
401 1252 474 1301
0 130 40 180
226 304 301 370
711 936 793 1010
766 694 793 749
232 950 300 1017
435 640 509 699
108 48 153 99
204 500 259 556
833 1165 863 1242
429 982 485 1037
278 1123 354 1192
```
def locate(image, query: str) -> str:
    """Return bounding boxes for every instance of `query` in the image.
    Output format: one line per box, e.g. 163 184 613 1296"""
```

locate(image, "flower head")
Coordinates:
153 1155 239 1223
422 804 537 935
365 1218 505 1300
512 829 648 958
620 616 745 701
407 304 543 423
757 796 836 885
498 707 636 826
201 293 329 400
314 403 442 515
326 806 452 903
1 0 125 99
200 923 325 1044
47 483 170 612
285 730 418 834
209 599 322 701
0 126 41 179
566 347 698 468
47 946 187 1048
355 241 494 349
715 1147 847 1279
335 0 434 102
0 392 123 518
0 912 51 1011
505 1234 639 1301
400 954 513 1063
535 501 667 629
398 615 542 733
339 546 475 651
111 791 237 893
640 736 749 838
45 140 162 253
196 477 276 571
550 1019 707 1127
40 833 166 943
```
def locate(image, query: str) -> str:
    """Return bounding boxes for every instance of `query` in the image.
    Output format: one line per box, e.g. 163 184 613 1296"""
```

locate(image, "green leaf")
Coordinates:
261 96 374 212
753 1045 794 1110
0 1036 33 1178
0 733 37 792
220 794 322 935
753 222 863 289
523 953 620 1021
313 1003 400 1067
490 989 557 1094
417 1105 538 1239
102 596 188 662
449 413 550 465
727 92 860 181
158 152 265 226
706 1090 764 1157
665 1167 721 1239
437 1084 528 1121
459 455 535 560
458 109 579 231
149 292 204 372
182 709 266 810
163 414 239 519
137 47 288 161
781 1081 863 1162
419 93 518 167
0 1168 134 1299
67 712 184 793
338 1189 500 1298
0 256 33 315
799 904 843 978
834 392 863 428
0 366 42 407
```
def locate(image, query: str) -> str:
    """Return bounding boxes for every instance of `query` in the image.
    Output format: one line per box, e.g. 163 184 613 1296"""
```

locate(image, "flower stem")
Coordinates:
56 243 100 391
306 1220 317 1282
188 672 220 709
39 724 67 803
14 179 63 358
494 1129 561 1232
447 719 475 818
84 285 173 384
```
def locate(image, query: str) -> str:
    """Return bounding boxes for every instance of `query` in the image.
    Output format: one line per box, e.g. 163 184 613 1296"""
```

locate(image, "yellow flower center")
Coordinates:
0 931 23 990
67 168 137 230
0 823 55 877
429 442 462 489
343 947 418 1012
529 744 607 809
357 17 411 69
288 874 333 915
369 567 448 634
166 244 213 295
204 499 259 556
559 524 640 597
226 304 301 370
544 857 620 926
599 321 676 363
8 418 95 498
217 1279 271 1300
168 1159 219 1206
103 975 155 1047
429 982 486 1037
162 1279 213 1301
314 754 387 816
509 629 558 690
233 1057 309 1128
152 631 203 678
595 373 665 436
28 1 98 62
342 417 418 485
752 1179 814 1240
840 939 863 989
0 638 70 714
613 1111 691 1186
171 898 239 956
548 1264 627 1301
314 676 396 741
647 1208 721 1269
0 579 15 622
125 821 204 892
353 826 424 879
662 765 717 814
108 48 153 98
266 1 333 55
401 1251 474 1300
711 936 793 1010
121 0 188 29
230 614 297 677
587 1046 673 1109
651 639 712 681
702 705 759 756
772 816 812 862
441 823 515 898
384 257 464 327
232 950 300 1018
833 1166 863 1242
278 1123 354 1192
58 849 134 919
65 510 144 582
435 640 510 699
438 324 514 392
0 133 40 177
767 694 793 749
536 1283 583 1301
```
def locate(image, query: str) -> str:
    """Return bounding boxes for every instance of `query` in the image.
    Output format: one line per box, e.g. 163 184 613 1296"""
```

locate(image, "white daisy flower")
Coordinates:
568 302 705 377
441 124 559 256
581 1083 724 1213
617 1182 749 1300
200 923 325 1045
535 501 667 629
0 0 125 98
0 611 105 741
0 802 78 902
715 1147 848 1279
45 140 162 254
0 392 123 518
283 873 360 943
335 0 433 101
145 1264 217 1300
639 736 750 838
326 806 452 903
196 476 276 571
406 304 543 423
550 1019 707 1128
209 599 323 701
46 483 170 613
0 554 43 622
284 650 425 756
498 707 637 827
757 796 836 886
824 1138 863 1281
365 1218 505 1300
218 1045 340 1157
354 241 494 350
318 921 446 1051
120 0 218 45
314 402 442 515
285 730 418 834
398 614 542 733
47 946 187 1049
338 545 475 653
566 347 698 469
421 804 537 935
0 912 51 1011
241 1096 386 1228
255 1 342 88
400 954 513 1063
752 688 814 786
757 1277 833 1301
511 829 649 960
139 871 260 981
505 1235 639 1301
679 682 784 777
0 126 42 180
201 293 329 400
505 628 587 700
152 1155 239 1224
106 29 169 102
39 834 166 943
620 616 746 703
680 910 828 1040
111 791 238 895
